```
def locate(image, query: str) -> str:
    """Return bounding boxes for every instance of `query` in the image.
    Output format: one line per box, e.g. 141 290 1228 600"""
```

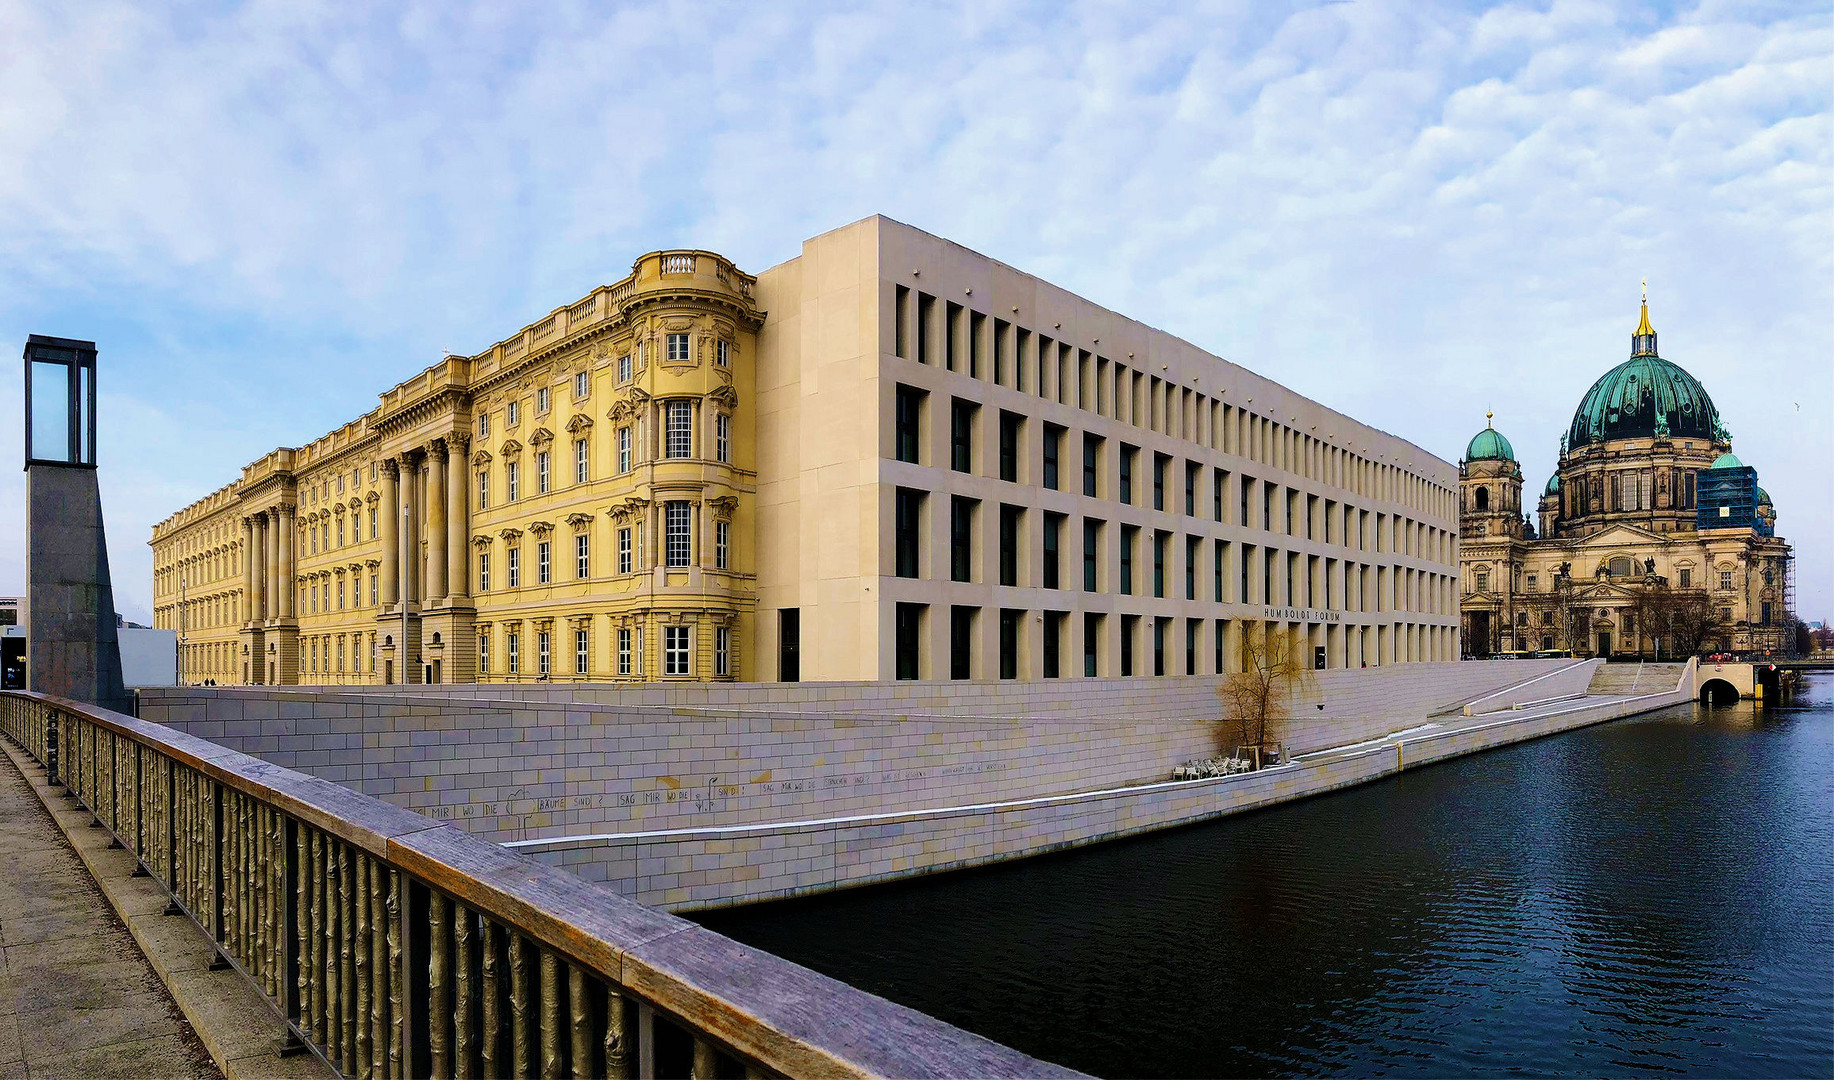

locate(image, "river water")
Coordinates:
697 673 1834 1078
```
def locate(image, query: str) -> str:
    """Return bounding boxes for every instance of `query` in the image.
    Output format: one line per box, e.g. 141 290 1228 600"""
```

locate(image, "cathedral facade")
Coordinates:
1458 297 1793 659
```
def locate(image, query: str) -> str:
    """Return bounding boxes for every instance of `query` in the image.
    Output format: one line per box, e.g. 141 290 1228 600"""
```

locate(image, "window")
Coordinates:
1214 542 1225 602
1084 613 1101 677
1121 614 1137 676
506 632 519 675
999 609 1021 680
950 606 975 680
715 520 730 570
338 578 346 610
574 370 589 399
369 507 378 539
1526 573 1538 592
537 631 550 676
1475 569 1488 592
1153 453 1167 511
1120 525 1137 595
337 517 345 547
715 413 731 464
1153 531 1167 598
507 461 520 502
537 541 551 584
666 502 692 567
477 471 489 510
478 552 490 591
1679 568 1692 588
951 399 975 473
1153 618 1167 676
617 427 632 473
576 629 589 674
1120 445 1136 505
951 497 975 583
715 626 732 676
1186 536 1199 599
576 534 590 579
666 401 693 458
536 386 549 413
999 505 1022 586
618 528 632 574
537 451 550 494
1042 611 1063 678
896 386 924 464
507 548 520 588
1083 434 1100 497
618 353 632 383
667 333 690 363
716 339 731 368
507 400 518 427
1083 519 1100 591
1719 570 1733 590
999 412 1021 482
1042 425 1062 490
617 627 632 676
896 488 924 578
1042 513 1062 589
370 572 378 606
575 439 589 484
478 413 490 440
310 585 318 613
478 634 490 675
665 625 690 675
895 603 923 680
1185 462 1199 516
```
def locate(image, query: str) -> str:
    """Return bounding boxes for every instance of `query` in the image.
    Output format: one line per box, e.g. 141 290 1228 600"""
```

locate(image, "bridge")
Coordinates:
0 690 1080 1080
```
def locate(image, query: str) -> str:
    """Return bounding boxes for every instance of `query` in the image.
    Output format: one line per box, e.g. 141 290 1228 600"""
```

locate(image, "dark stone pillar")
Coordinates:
26 463 131 714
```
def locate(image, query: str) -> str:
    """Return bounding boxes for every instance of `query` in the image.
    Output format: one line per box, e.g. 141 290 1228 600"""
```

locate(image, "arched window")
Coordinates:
1474 486 1490 511
1608 556 1633 577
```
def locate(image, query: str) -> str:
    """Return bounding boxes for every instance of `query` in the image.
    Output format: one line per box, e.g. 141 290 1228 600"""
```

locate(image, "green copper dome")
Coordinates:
1708 451 1744 470
1758 487 1772 506
1544 473 1561 497
1465 422 1515 462
1568 353 1721 449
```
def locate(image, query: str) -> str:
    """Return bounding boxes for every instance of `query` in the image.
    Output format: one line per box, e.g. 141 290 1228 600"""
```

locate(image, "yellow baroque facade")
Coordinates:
153 250 761 685
154 217 1462 685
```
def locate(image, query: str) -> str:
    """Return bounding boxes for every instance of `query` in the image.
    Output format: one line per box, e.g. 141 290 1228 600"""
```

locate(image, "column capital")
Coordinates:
380 458 401 480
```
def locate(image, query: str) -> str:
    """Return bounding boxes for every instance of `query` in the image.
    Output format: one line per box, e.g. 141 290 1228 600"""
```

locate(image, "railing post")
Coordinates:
44 708 58 787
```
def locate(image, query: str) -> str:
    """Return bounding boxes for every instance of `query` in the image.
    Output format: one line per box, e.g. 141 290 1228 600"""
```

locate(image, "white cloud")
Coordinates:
0 0 1827 622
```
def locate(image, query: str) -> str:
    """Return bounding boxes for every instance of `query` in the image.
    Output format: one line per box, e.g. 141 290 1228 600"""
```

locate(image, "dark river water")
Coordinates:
697 673 1834 1078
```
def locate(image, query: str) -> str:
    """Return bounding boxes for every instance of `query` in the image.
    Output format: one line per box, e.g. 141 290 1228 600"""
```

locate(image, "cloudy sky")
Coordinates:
2 0 1828 622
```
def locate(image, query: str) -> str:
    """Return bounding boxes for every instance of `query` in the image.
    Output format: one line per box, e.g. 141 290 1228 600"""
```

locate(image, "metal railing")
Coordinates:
1 691 1077 1080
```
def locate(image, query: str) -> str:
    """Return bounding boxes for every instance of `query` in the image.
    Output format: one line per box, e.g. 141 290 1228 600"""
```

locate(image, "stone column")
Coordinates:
250 514 267 621
379 460 400 608
400 453 418 607
446 437 469 601
427 441 448 604
278 503 296 618
241 517 255 624
265 507 281 623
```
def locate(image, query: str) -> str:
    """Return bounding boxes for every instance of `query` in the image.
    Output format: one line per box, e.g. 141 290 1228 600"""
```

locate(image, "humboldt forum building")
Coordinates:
151 217 1460 686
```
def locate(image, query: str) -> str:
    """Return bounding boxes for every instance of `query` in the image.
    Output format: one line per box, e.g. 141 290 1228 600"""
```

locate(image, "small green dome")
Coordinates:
1465 423 1515 463
1544 474 1561 497
1758 487 1772 506
1708 451 1744 470
1568 354 1720 449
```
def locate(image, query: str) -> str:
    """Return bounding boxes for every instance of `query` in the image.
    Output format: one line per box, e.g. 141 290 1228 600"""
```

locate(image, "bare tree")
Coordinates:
1217 623 1317 756
1628 583 1724 657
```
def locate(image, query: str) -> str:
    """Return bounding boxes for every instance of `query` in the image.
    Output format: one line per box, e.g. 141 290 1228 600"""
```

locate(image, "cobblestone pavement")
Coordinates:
0 751 220 1080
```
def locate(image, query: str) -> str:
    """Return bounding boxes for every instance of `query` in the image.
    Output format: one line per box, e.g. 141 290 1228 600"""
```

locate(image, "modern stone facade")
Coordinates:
152 217 1459 685
1458 296 1793 658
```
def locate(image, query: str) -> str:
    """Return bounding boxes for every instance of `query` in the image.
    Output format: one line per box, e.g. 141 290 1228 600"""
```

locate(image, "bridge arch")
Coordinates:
1699 678 1739 705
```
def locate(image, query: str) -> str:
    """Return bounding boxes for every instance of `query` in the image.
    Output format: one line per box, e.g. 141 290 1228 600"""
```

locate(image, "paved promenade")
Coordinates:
0 751 220 1080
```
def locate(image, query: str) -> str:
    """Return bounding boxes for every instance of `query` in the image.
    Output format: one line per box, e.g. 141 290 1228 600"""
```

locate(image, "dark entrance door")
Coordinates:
1598 632 1612 658
779 609 800 682
1467 612 1491 659
2 638 24 689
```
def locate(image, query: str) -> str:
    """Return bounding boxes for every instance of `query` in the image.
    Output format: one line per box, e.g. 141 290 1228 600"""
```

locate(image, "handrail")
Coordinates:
0 691 1079 1080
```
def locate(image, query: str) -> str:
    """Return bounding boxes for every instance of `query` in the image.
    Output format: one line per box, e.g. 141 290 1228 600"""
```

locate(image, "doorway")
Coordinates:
779 609 800 682
1597 632 1612 657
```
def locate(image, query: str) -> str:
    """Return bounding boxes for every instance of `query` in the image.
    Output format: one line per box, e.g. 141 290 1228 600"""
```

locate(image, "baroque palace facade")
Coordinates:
1458 296 1792 658
152 217 1461 685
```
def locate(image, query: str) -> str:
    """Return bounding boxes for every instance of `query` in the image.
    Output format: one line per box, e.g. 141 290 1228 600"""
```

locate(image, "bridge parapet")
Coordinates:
0 691 1078 1080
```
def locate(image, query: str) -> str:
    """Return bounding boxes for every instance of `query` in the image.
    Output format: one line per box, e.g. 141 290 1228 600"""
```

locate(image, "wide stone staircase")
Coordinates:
1588 662 1687 696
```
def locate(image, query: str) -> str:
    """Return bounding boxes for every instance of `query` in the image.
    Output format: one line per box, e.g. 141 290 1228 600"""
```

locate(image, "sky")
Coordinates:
1 0 1829 624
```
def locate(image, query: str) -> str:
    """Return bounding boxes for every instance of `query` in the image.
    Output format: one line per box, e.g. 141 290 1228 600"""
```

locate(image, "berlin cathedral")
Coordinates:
1458 294 1793 659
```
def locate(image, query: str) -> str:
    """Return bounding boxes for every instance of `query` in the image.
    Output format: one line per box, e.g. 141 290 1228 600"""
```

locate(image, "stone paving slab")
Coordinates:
0 746 219 1080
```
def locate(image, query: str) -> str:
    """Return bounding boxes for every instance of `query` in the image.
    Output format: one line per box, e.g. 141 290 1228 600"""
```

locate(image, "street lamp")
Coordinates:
178 574 187 686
